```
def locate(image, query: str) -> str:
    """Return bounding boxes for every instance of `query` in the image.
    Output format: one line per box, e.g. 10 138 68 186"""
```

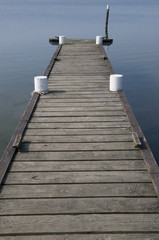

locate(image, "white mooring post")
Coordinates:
59 35 66 44
96 36 103 45
109 74 123 91
34 76 48 94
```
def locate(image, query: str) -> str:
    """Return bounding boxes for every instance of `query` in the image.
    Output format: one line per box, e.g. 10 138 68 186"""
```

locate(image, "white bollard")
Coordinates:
59 35 66 44
96 36 103 45
34 76 48 94
109 74 123 91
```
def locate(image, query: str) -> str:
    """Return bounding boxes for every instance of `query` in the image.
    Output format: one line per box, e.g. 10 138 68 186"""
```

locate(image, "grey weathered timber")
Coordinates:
33 110 126 116
0 234 159 240
36 102 122 107
10 160 145 172
1 197 159 215
30 116 127 123
15 150 142 160
22 134 133 142
0 214 159 234
24 128 131 136
21 142 135 151
0 39 159 239
0 183 156 199
4 171 151 184
39 97 120 102
34 106 124 112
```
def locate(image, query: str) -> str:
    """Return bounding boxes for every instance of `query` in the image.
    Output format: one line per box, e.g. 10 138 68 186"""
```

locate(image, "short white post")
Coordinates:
34 76 48 94
109 74 123 91
96 36 103 45
59 35 66 44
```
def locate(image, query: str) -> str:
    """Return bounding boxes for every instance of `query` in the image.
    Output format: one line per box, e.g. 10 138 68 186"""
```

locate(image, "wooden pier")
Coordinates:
0 39 159 239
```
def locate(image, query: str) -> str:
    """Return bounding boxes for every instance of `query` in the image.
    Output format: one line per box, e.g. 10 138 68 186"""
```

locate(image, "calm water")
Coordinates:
0 0 159 164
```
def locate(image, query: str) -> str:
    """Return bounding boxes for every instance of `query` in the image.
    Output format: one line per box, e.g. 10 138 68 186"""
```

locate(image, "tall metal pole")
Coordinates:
105 5 109 40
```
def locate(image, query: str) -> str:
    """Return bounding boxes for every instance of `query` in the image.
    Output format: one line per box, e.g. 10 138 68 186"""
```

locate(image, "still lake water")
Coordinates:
0 0 159 164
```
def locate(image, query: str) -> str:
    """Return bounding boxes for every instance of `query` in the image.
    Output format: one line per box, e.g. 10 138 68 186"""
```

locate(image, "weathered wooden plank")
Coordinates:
24 128 131 136
34 106 124 112
48 81 109 85
48 79 108 84
48 75 108 79
48 89 109 92
48 74 109 78
51 63 108 69
54 57 106 60
50 73 109 76
48 77 110 81
49 73 108 78
53 57 106 61
21 142 135 152
40 93 118 98
22 134 132 143
51 63 108 68
0 214 159 234
0 183 156 199
48 84 110 88
50 69 108 72
59 52 104 56
48 76 108 80
10 160 145 172
0 197 158 215
59 53 104 57
4 171 150 184
27 122 130 129
33 111 126 117
0 234 159 240
15 150 142 161
48 85 109 88
36 102 122 108
50 71 108 75
42 91 116 95
60 48 101 51
39 98 120 103
30 116 127 123
59 49 102 53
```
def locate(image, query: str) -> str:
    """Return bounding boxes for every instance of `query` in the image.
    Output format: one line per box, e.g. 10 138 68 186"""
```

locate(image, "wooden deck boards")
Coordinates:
0 39 159 239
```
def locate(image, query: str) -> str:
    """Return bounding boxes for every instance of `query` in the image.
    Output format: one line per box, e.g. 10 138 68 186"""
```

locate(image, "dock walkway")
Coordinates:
0 39 159 239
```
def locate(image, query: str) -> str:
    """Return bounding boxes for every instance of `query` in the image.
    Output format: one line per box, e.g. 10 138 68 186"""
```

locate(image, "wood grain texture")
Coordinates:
20 142 135 152
0 214 159 234
10 160 145 172
0 234 159 240
36 102 123 108
27 122 130 129
4 171 150 184
30 116 127 123
15 150 142 161
1 39 158 239
34 106 124 112
33 110 126 117
1 197 159 215
22 134 133 143
24 128 131 136
0 183 156 199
